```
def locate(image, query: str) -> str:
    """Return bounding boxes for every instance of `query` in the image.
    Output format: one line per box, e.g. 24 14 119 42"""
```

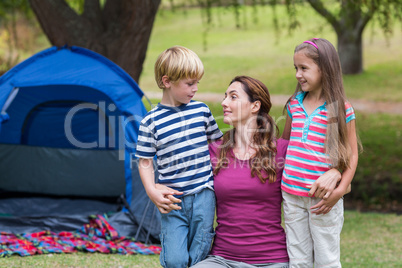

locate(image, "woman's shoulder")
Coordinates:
276 138 289 158
208 140 223 156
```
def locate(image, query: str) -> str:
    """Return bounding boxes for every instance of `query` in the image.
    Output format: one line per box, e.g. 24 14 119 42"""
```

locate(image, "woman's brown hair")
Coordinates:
214 76 279 183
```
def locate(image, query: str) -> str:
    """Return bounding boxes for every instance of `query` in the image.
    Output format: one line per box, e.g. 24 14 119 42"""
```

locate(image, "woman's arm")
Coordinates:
281 114 292 140
310 120 358 215
307 169 342 199
331 120 358 196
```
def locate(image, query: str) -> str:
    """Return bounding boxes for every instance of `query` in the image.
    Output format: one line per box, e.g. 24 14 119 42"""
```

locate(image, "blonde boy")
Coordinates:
135 46 222 268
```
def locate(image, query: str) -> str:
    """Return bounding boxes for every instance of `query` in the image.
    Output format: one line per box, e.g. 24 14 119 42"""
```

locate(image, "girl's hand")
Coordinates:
307 168 341 199
310 188 343 215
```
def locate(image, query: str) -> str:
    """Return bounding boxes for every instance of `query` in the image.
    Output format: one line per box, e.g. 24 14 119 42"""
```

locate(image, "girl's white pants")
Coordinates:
282 191 344 268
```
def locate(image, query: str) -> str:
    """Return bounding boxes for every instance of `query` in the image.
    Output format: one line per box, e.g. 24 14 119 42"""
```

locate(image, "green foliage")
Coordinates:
141 5 402 101
184 0 402 38
64 0 107 15
0 0 30 17
166 0 402 74
347 112 402 209
0 0 33 74
65 0 85 14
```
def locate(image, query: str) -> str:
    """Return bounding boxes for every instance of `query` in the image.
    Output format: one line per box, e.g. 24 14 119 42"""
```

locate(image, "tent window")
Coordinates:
21 100 111 149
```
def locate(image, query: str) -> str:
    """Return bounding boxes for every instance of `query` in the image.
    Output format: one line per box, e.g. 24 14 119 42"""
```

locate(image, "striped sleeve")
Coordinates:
345 102 356 123
135 118 156 159
204 105 223 140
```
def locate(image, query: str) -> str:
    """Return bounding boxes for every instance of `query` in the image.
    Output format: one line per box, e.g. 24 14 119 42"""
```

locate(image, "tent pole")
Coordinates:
145 205 157 244
134 198 151 241
142 94 155 109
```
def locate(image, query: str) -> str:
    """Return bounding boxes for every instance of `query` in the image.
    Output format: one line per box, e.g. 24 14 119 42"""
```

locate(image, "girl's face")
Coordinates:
221 82 255 127
294 51 322 95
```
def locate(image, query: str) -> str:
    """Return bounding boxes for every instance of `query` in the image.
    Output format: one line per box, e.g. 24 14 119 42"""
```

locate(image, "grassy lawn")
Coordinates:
2 211 400 267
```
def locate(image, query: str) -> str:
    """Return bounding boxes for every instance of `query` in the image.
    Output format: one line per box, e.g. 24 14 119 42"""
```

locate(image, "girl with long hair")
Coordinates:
281 38 360 267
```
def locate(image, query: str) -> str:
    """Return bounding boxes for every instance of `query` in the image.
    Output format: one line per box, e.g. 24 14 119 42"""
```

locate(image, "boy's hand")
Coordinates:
148 184 183 214
307 168 341 199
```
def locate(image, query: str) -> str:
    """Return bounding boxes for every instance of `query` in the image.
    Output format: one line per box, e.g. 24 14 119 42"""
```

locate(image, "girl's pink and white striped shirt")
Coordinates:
282 91 355 197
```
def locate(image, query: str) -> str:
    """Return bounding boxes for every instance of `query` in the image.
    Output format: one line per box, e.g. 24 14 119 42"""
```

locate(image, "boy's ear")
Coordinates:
162 75 171 89
251 100 261 114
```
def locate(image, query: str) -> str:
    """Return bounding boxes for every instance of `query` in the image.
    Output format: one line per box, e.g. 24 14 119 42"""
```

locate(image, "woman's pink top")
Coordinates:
208 138 289 264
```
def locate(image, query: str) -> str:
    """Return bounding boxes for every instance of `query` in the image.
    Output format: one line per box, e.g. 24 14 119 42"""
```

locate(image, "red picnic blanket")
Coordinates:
0 214 161 257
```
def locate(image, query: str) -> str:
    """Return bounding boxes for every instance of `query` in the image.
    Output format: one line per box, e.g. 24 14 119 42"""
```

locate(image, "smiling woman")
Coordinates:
193 75 289 268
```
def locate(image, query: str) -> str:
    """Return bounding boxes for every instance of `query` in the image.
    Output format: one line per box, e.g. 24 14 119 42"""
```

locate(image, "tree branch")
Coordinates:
306 0 340 32
28 0 81 46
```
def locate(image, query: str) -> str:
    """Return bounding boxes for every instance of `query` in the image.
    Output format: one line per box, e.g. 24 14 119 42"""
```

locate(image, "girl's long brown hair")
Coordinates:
287 38 360 170
214 76 279 183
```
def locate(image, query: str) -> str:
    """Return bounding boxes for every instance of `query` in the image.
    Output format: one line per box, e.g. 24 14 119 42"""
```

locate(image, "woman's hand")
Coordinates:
307 168 341 199
310 188 343 215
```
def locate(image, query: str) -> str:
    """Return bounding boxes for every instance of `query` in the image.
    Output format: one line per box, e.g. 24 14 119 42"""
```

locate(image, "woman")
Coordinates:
158 75 341 267
192 76 289 267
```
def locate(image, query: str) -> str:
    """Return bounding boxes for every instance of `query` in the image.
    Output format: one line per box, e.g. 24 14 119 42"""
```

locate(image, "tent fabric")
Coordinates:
0 144 125 196
0 46 160 243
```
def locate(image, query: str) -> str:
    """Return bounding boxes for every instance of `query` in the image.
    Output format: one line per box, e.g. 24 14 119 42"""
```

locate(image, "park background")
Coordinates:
0 1 401 267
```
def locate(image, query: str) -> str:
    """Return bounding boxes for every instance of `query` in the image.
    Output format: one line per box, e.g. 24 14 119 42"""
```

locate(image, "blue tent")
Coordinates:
0 46 160 243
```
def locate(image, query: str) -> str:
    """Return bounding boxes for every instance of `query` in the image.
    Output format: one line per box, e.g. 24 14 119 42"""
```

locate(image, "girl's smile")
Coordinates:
294 51 322 96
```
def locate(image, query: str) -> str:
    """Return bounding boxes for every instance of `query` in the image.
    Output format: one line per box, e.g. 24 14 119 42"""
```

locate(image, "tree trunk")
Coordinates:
337 30 363 74
306 0 372 75
28 0 161 83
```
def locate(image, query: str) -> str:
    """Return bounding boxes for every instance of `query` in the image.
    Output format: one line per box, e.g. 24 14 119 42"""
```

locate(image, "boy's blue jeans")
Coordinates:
159 188 216 268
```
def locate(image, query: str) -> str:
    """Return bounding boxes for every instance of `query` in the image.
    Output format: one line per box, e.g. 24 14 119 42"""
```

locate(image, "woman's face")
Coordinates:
221 81 255 127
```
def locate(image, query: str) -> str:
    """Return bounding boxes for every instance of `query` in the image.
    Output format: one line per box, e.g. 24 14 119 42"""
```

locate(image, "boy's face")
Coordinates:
164 77 199 106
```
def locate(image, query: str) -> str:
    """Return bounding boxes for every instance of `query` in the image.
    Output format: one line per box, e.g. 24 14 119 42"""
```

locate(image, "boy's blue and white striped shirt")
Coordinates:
135 101 223 195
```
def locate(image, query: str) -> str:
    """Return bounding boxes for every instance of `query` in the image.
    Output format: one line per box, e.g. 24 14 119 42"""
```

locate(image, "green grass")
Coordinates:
2 211 401 267
341 211 402 267
1 252 161 267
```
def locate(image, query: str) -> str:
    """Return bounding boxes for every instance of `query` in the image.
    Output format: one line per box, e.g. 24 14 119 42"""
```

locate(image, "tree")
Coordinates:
303 0 402 74
8 0 401 81
0 0 32 74
197 0 402 74
28 0 161 83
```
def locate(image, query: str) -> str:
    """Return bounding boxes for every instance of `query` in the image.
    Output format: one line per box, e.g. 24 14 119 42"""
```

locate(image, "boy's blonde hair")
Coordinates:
154 46 204 89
